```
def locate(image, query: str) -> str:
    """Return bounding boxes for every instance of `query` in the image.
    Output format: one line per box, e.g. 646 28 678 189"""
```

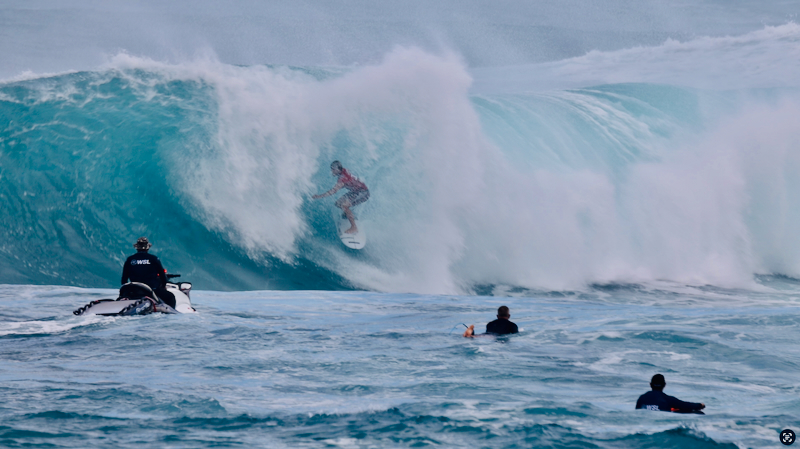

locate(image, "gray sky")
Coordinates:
1 0 797 78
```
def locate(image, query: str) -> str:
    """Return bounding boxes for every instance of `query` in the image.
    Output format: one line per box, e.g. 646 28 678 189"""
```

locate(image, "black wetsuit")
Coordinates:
121 251 176 308
635 390 704 413
485 318 518 335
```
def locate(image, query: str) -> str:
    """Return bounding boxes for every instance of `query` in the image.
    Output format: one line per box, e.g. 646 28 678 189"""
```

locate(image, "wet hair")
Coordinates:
650 374 666 391
497 306 510 318
134 237 152 251
330 160 343 171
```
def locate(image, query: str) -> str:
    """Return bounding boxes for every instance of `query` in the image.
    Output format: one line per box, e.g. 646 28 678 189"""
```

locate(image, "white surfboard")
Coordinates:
333 208 366 250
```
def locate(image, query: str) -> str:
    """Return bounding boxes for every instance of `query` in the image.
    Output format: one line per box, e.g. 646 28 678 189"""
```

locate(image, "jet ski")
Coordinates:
73 274 196 316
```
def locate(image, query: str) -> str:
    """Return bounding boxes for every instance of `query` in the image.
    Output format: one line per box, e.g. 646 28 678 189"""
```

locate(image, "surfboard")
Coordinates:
333 208 366 250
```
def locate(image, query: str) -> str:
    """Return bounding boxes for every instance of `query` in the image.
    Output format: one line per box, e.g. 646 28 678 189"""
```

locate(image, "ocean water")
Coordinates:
2 1 800 447
1 281 799 448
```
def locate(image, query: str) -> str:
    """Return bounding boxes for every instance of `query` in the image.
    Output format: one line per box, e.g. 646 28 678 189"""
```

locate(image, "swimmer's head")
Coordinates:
497 306 510 319
650 374 666 391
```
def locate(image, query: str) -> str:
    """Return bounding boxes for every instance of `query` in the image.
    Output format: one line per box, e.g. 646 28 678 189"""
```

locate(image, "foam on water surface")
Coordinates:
1 282 799 447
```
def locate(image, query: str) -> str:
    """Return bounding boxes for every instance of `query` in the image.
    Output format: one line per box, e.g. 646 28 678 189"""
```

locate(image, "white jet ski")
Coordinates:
73 275 196 316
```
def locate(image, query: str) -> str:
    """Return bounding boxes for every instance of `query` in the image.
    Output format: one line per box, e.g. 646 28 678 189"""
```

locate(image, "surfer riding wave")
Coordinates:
312 161 369 234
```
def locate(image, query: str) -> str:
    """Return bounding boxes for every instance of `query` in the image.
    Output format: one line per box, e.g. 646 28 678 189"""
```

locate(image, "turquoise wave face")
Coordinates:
2 56 800 293
0 70 347 291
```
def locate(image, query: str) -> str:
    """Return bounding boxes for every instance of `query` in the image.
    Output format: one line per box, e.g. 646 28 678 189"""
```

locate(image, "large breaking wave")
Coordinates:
2 25 800 293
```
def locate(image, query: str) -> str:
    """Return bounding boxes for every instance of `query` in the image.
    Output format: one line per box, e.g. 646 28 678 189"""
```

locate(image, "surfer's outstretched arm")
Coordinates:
312 182 344 200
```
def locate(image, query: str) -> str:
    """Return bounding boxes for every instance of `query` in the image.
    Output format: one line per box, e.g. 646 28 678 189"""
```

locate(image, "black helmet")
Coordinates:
133 237 152 251
330 160 342 170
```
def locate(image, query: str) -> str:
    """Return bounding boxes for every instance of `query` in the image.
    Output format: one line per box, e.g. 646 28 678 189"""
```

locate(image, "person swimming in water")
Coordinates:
312 161 370 234
635 374 705 414
463 306 519 337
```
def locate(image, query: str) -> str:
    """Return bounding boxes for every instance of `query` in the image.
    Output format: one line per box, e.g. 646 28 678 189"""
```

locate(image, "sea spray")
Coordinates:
3 45 800 293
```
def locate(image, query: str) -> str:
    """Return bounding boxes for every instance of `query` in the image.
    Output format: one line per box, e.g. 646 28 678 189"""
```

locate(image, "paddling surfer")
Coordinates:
635 374 706 414
312 161 369 234
463 306 519 337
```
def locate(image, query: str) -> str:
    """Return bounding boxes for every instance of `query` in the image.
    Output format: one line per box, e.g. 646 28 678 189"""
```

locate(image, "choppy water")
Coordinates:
2 280 798 448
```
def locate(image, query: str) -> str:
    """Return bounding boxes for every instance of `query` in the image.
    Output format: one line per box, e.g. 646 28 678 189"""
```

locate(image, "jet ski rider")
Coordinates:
121 237 176 308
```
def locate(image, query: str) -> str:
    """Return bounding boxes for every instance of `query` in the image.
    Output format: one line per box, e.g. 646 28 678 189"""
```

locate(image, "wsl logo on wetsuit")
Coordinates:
131 260 151 265
781 429 796 446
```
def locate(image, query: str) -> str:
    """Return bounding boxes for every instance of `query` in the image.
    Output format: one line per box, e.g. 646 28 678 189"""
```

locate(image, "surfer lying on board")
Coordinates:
463 306 519 337
312 161 369 234
636 374 705 414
